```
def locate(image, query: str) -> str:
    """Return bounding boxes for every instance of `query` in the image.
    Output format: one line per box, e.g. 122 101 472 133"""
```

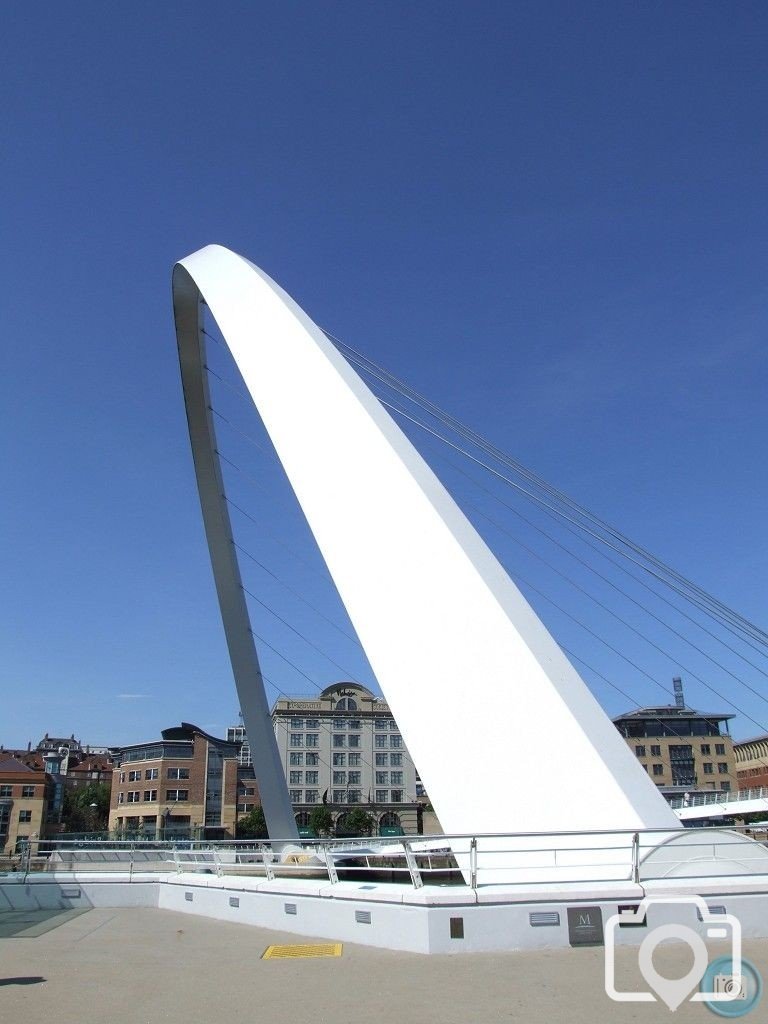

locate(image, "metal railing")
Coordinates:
668 786 768 809
3 826 768 890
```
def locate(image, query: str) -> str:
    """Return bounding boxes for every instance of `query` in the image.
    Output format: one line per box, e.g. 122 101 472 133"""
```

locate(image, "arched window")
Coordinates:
378 811 402 835
295 811 311 828
335 697 358 712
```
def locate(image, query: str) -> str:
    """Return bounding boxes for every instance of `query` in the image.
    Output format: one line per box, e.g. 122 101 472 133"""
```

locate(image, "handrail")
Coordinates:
6 825 766 893
669 786 768 809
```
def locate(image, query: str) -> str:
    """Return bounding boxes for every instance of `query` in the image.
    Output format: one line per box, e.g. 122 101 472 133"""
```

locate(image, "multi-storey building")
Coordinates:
270 681 420 835
0 755 57 854
108 723 253 839
734 735 768 789
613 701 737 799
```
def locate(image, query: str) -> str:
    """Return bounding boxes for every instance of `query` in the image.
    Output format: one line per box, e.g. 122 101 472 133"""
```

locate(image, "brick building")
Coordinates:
735 735 768 789
108 723 255 839
613 703 737 798
0 756 57 854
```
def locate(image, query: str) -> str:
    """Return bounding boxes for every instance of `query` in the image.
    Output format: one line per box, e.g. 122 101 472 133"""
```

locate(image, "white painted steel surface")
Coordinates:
173 244 681 868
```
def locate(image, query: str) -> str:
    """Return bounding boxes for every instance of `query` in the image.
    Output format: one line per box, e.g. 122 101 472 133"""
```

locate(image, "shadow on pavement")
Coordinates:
0 976 47 986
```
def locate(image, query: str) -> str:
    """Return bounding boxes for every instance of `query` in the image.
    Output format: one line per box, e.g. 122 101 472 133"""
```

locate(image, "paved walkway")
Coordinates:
1 907 765 1023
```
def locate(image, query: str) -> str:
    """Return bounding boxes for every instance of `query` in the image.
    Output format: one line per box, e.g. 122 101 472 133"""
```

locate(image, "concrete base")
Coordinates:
4 871 768 954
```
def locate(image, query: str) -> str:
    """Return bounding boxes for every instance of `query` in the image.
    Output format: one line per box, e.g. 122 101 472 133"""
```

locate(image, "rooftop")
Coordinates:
612 705 735 722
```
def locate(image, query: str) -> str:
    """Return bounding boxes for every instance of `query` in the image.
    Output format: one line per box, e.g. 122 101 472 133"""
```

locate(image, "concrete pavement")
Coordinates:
1 907 765 1023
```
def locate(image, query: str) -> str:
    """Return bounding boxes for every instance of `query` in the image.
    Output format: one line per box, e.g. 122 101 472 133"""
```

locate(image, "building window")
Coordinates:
348 720 361 730
119 772 125 784
333 772 346 785
332 790 346 803
389 736 402 749
348 790 361 804
305 718 319 729
390 790 403 803
21 785 35 797
305 771 318 785
289 718 303 729
375 720 388 730
305 753 319 766
143 790 157 802
165 790 188 801
375 789 387 802
718 763 728 774
289 752 304 766
650 746 661 757
145 768 158 780
348 735 360 749
635 745 646 757
348 772 361 785
335 697 357 711
333 719 346 730
703 762 713 774
375 735 387 749
348 753 361 766
715 744 726 756
127 791 140 803
237 803 253 813
721 781 731 792
652 764 663 776
118 792 124 804
18 810 32 823
332 753 346 766
701 744 711 755
376 772 388 785
375 753 388 766
390 753 403 766
305 734 319 747
289 771 302 785
289 734 303 748
389 771 403 785
128 770 141 782
305 790 318 804
289 789 302 802
167 767 190 780
333 735 345 748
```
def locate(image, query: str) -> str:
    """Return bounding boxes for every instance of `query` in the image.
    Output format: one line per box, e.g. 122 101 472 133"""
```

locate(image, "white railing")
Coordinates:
3 826 767 891
668 786 768 809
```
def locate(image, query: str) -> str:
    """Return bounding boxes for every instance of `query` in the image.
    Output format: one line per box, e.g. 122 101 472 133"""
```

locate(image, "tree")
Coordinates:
236 806 268 839
309 805 334 837
339 807 374 837
61 781 111 833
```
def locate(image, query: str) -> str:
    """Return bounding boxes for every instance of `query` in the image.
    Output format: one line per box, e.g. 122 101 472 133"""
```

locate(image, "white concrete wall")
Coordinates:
4 872 768 954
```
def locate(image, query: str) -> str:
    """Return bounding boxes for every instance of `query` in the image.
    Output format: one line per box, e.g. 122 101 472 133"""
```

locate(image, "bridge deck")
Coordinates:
1 906 767 1023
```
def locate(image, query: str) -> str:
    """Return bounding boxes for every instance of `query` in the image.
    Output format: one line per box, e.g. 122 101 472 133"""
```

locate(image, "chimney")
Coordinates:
27 741 31 752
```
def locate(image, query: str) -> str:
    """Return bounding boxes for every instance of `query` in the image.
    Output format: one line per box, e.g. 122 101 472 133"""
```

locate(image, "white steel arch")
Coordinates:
172 244 681 846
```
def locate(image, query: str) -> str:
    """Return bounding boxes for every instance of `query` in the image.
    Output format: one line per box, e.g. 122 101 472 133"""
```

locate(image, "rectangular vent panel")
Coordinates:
284 903 297 915
355 910 371 924
229 896 240 908
697 904 727 920
529 912 560 927
184 892 194 902
450 917 464 939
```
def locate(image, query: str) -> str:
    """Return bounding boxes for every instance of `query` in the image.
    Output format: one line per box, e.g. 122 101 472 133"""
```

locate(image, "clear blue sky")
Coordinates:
2 2 767 747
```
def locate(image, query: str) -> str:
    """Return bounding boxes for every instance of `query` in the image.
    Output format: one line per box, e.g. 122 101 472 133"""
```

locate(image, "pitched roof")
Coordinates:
0 755 35 773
